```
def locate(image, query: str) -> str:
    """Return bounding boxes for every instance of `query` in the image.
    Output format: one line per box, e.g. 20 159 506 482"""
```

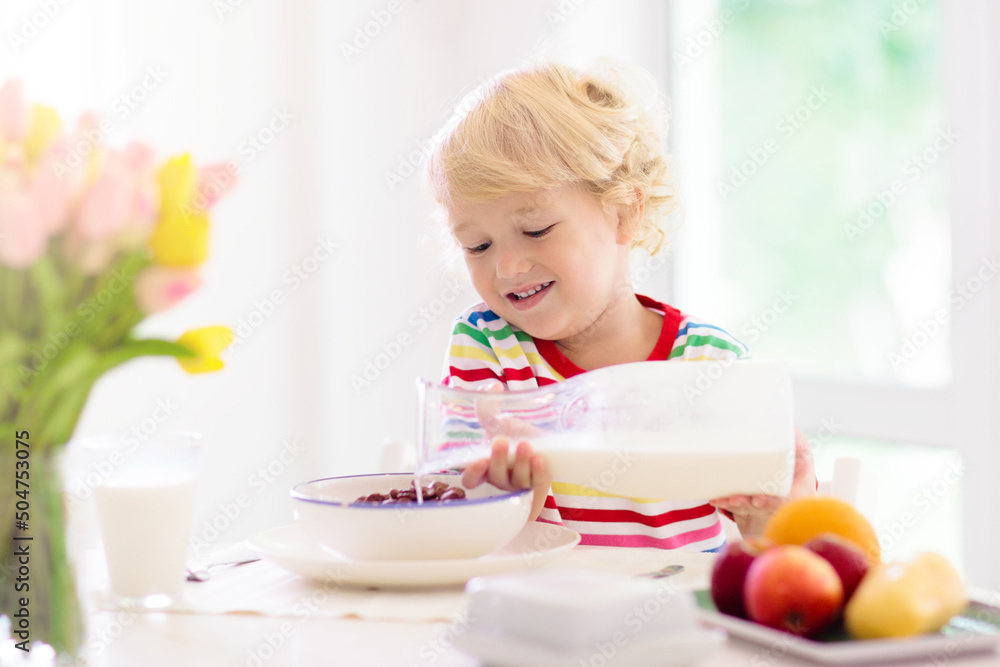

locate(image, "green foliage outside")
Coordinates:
715 0 945 381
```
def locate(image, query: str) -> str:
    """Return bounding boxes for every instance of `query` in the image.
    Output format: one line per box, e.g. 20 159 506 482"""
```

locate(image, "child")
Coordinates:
426 60 814 550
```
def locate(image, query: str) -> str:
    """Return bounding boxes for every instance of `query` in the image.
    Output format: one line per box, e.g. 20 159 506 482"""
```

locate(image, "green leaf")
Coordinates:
29 254 65 335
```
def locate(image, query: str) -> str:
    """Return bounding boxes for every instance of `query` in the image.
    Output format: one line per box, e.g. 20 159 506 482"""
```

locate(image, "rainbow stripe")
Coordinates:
441 296 748 553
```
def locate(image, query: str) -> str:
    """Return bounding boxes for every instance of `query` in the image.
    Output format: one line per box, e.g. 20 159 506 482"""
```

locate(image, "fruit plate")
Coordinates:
694 590 1000 665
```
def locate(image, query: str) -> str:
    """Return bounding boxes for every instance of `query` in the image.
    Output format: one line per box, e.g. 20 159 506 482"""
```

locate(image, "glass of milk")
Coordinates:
80 431 202 608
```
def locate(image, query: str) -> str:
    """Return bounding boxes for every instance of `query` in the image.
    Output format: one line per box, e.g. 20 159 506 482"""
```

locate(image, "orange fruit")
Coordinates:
763 495 881 562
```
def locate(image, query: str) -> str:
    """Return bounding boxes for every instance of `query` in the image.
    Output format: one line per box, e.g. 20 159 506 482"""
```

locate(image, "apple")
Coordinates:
804 533 871 602
744 545 844 637
710 538 772 618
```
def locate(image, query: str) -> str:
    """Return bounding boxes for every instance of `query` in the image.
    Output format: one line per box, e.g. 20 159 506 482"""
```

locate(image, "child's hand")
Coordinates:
462 437 552 521
709 428 816 539
474 380 544 440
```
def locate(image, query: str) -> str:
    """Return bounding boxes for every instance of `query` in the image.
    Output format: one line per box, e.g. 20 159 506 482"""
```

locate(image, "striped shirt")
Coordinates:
441 295 749 553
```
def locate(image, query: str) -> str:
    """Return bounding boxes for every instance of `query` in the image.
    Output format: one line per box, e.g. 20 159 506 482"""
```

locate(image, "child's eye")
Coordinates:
525 224 555 238
465 242 491 255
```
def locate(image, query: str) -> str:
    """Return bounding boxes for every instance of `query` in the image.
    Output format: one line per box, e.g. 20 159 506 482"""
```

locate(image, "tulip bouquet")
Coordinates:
0 79 235 657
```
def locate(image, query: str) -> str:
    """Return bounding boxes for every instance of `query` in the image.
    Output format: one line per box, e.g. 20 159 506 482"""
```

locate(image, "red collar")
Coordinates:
533 295 683 379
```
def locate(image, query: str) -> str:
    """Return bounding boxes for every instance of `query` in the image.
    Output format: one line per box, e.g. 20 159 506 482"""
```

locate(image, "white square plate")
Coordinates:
694 589 1000 665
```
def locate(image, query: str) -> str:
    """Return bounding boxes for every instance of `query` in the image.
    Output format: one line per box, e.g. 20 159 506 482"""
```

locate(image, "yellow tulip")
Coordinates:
158 154 196 220
24 104 62 160
150 207 210 266
175 326 233 374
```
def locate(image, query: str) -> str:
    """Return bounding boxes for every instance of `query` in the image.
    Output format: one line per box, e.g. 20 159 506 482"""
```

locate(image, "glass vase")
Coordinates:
1 431 85 660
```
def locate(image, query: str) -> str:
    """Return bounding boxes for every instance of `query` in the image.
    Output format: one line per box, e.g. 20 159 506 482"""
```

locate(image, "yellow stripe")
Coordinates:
683 354 732 362
550 481 662 503
451 346 562 376
452 342 535 362
524 352 563 379
450 345 563 382
449 345 503 365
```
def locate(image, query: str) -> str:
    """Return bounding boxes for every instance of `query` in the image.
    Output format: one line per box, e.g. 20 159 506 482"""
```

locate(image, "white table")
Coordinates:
81 610 1000 667
73 545 1000 667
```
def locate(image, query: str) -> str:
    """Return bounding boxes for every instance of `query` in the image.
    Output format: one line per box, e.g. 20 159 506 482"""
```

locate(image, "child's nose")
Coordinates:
495 247 531 279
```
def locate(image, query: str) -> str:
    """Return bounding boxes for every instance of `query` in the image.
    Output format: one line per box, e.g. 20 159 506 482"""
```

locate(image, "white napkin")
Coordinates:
84 542 716 623
181 559 468 620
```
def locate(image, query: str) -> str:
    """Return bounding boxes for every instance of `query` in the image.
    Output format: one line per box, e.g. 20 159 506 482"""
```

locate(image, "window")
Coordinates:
671 0 949 387
669 0 999 586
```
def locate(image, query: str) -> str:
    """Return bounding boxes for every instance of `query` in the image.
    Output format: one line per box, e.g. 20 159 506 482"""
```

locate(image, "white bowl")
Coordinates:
290 473 533 561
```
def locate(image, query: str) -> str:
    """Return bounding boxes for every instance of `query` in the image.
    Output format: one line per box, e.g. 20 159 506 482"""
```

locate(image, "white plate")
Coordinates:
248 523 581 588
453 627 727 667
695 591 1000 665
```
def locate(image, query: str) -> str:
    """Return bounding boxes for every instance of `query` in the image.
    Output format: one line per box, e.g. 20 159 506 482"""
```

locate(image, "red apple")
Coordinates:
710 538 772 618
744 545 844 637
804 533 871 602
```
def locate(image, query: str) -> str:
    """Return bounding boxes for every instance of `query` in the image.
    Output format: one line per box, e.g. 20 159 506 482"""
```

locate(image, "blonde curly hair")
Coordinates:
427 59 678 255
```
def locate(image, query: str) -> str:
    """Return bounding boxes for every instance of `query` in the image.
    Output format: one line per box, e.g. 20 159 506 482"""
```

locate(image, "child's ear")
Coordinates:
614 187 645 245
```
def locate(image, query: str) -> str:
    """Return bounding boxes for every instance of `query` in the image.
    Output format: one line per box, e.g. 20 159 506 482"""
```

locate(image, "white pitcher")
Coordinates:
416 359 796 500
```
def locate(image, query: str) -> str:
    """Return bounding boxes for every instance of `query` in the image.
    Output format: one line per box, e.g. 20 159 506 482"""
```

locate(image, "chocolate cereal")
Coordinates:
352 480 467 505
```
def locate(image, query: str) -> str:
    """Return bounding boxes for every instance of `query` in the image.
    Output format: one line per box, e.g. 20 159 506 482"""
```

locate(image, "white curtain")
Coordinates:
2 0 672 547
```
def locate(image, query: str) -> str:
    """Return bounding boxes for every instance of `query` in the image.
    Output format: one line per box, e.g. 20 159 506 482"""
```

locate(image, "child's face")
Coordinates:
449 185 633 342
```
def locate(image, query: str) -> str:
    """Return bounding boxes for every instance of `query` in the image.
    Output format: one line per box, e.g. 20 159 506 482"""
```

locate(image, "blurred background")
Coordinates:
2 0 997 587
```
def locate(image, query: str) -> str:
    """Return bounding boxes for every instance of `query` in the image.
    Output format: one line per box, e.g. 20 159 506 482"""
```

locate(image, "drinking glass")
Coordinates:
78 431 201 608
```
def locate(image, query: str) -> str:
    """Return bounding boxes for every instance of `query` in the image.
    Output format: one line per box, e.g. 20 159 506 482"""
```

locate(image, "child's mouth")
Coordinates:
507 281 553 310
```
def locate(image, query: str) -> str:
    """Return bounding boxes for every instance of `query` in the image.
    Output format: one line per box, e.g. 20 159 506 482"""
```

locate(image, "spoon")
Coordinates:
186 557 261 582
642 565 685 579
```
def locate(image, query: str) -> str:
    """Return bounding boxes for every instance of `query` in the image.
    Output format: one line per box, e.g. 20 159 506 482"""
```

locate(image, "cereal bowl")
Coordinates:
290 473 533 561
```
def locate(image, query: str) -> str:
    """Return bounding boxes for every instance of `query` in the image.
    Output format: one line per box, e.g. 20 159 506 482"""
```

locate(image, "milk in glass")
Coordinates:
82 432 201 607
95 473 197 600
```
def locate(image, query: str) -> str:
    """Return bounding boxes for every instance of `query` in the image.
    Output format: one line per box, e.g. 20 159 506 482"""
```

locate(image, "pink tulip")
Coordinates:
124 141 159 236
131 182 158 229
192 162 238 210
49 110 103 191
74 150 132 239
30 138 75 235
0 164 24 192
133 265 202 313
76 110 101 139
2 143 27 172
69 239 117 275
0 190 47 269
0 80 27 143
63 148 134 274
124 141 154 172
39 132 88 208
